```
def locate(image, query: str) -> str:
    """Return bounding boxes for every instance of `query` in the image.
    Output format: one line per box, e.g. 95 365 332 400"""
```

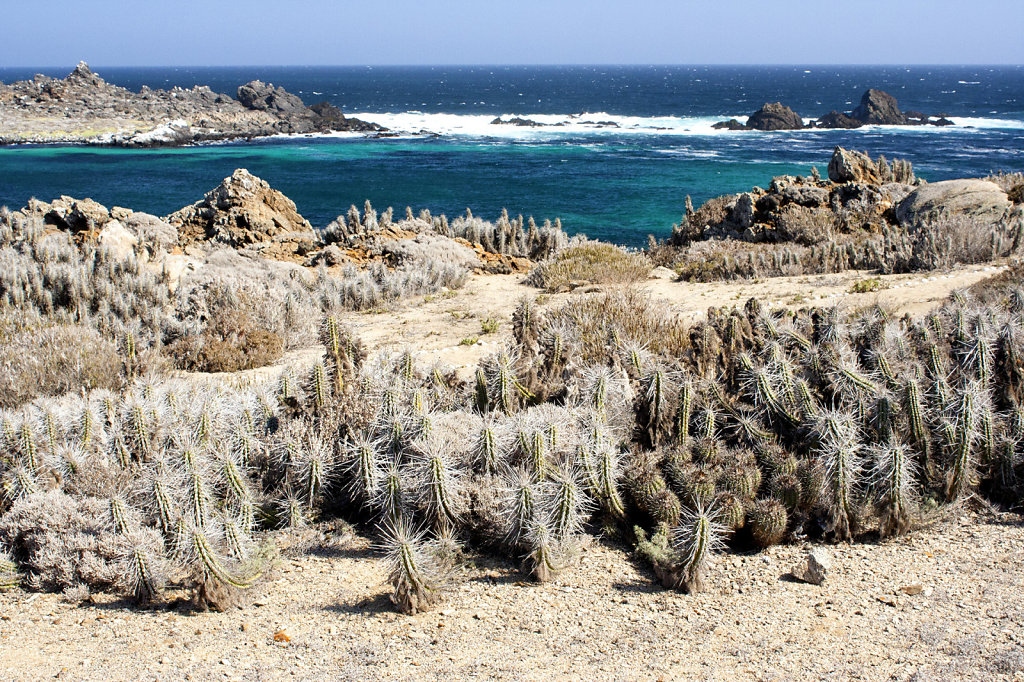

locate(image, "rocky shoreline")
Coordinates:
713 88 956 131
0 62 386 147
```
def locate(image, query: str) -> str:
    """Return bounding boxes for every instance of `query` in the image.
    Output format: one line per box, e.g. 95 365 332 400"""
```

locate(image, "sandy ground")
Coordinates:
229 260 1010 384
1 508 1021 681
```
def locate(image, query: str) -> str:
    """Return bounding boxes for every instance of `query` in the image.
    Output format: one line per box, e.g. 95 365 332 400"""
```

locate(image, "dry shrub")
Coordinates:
382 234 480 270
168 284 285 373
527 242 651 292
0 311 122 409
986 171 1024 195
689 195 732 232
546 287 688 361
773 205 836 246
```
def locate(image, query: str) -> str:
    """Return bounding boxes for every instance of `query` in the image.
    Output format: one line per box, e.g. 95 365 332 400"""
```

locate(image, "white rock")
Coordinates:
97 220 137 260
793 548 831 585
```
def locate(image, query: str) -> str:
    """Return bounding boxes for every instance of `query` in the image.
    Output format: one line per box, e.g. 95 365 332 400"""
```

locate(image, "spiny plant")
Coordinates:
381 518 450 615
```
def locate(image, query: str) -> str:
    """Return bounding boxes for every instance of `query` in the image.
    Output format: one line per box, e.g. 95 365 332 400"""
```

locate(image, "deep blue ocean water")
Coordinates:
0 65 1021 245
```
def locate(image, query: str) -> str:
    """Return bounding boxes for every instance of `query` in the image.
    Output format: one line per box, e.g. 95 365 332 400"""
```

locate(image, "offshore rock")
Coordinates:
712 118 748 130
852 89 906 125
815 110 864 129
746 102 805 131
166 169 316 258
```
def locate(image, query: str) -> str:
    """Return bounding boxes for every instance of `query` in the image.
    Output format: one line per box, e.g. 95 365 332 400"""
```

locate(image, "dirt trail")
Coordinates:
1 510 1021 681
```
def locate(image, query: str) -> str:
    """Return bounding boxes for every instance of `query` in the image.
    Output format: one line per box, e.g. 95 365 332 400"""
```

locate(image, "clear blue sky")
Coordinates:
3 0 1022 66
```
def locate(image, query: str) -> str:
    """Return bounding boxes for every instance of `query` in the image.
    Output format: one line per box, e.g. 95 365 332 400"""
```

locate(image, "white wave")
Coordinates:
344 111 1024 138
347 111 746 138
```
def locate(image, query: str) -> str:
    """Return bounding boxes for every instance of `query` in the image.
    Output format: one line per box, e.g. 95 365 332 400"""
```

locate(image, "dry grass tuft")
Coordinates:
527 242 651 292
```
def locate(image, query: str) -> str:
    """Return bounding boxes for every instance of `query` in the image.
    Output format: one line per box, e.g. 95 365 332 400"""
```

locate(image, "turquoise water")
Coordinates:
1 66 1022 245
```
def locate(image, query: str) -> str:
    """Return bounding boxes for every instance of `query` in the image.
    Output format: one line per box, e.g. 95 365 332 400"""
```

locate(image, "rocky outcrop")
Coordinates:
22 196 113 232
166 169 316 259
815 111 863 129
0 62 385 146
828 147 882 184
716 89 955 131
711 118 748 131
237 81 306 115
851 89 906 125
896 180 1020 228
746 103 805 131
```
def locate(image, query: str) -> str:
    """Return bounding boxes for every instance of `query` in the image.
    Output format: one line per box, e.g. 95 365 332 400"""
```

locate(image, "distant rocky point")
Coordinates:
0 61 385 147
713 88 955 131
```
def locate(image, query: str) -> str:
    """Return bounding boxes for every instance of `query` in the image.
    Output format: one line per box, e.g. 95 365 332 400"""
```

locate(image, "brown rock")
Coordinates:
166 169 316 257
828 146 881 184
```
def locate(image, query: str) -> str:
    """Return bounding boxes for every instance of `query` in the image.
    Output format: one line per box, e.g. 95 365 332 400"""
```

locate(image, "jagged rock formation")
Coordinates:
746 102 805 131
851 89 906 125
828 147 883 184
166 169 316 259
0 62 384 146
713 89 955 131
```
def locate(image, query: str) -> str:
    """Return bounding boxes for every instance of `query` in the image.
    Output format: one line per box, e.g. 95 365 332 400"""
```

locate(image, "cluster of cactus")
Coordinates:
3 282 1024 614
323 202 570 261
0 379 288 607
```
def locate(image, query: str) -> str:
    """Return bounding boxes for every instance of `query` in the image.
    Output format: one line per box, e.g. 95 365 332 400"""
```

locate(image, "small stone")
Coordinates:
273 629 291 643
900 583 924 596
792 548 831 585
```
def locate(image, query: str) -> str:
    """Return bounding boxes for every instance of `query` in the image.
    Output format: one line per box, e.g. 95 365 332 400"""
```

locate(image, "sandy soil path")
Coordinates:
1 510 1021 681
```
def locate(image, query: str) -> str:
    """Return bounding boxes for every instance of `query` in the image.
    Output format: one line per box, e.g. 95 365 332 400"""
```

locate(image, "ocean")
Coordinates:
0 65 1021 246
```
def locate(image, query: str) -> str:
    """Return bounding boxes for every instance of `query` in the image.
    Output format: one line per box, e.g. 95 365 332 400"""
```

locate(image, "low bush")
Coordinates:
526 242 651 292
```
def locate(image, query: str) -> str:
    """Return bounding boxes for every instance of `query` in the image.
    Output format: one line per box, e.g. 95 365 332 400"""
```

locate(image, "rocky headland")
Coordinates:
0 62 385 146
713 88 956 131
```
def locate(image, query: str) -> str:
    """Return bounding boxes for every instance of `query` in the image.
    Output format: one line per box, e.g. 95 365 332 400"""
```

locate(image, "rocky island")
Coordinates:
0 62 385 146
714 88 956 131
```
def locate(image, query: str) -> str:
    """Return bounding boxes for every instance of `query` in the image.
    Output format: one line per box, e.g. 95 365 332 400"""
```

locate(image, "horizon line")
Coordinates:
3 62 1023 70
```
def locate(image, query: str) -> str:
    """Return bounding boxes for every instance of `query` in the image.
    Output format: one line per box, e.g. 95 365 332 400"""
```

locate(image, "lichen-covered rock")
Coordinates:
793 548 831 585
166 169 316 258
896 179 1017 228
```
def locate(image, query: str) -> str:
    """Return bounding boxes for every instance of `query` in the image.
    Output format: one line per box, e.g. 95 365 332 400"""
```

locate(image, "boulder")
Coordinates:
792 548 831 585
236 80 307 115
97 220 138 260
123 211 179 251
23 196 112 232
851 89 906 125
827 146 881 184
166 169 316 257
712 118 748 130
746 102 804 131
896 179 1016 228
816 110 864 129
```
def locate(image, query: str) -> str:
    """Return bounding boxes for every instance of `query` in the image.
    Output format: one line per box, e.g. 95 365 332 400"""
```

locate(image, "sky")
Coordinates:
2 0 1022 66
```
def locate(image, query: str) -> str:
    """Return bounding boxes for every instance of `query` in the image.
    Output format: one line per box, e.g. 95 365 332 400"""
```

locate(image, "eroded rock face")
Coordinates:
852 89 906 125
896 180 1017 228
166 169 316 258
828 146 881 184
22 196 112 232
746 102 805 131
237 81 307 115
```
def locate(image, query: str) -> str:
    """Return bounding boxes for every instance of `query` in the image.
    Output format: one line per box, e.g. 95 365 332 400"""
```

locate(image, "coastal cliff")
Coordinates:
0 62 385 146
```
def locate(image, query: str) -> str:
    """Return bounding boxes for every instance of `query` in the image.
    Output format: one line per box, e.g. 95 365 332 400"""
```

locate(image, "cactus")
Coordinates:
381 519 448 614
813 409 862 541
669 504 727 593
0 549 20 589
868 442 919 537
750 498 788 547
